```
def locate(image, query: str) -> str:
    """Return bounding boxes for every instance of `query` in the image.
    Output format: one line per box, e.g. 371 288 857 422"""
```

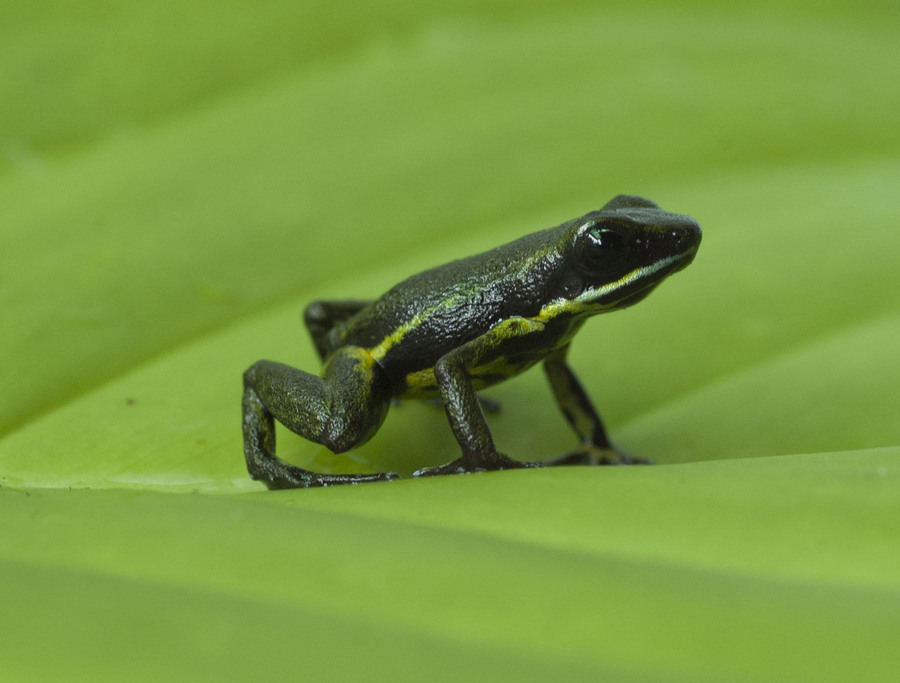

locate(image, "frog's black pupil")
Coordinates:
578 223 630 276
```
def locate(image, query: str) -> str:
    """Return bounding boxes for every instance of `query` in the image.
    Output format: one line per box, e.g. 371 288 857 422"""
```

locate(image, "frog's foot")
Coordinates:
252 460 399 490
547 446 651 467
413 451 541 478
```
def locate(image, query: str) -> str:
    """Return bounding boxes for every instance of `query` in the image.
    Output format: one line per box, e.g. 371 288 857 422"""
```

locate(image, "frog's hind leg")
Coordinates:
242 348 397 489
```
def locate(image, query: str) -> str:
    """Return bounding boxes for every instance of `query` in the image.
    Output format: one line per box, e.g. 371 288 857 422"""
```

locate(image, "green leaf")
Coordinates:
2 2 899 680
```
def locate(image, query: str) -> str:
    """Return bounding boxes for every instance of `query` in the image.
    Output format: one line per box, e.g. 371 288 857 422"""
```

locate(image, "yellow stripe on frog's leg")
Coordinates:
542 346 647 466
414 316 546 477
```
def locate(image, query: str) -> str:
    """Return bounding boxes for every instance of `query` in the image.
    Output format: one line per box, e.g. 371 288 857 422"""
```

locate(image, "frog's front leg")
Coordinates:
542 346 649 466
242 348 398 489
414 318 544 478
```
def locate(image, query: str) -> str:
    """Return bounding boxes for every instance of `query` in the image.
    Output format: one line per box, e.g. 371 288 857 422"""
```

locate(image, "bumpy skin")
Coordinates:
242 195 702 489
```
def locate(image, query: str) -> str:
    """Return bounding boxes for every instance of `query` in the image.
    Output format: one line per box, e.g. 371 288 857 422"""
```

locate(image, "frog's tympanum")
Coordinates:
242 195 701 489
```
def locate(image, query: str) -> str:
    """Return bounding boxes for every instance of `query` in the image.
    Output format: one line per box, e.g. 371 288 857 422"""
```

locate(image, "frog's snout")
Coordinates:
669 220 702 259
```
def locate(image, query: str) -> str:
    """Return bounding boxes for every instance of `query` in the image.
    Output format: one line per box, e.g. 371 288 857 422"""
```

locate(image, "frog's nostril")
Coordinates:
671 223 701 251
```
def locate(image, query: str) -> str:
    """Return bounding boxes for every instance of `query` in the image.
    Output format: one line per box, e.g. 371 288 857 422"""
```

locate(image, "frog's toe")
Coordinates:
309 471 399 488
337 471 401 485
547 447 651 467
267 464 398 489
413 452 541 478
546 451 597 466
412 462 468 478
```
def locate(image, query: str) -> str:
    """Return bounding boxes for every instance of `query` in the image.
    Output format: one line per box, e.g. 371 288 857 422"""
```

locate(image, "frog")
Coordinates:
242 195 701 489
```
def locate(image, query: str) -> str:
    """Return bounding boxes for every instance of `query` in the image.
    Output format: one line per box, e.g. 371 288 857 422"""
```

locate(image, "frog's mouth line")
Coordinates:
577 247 698 309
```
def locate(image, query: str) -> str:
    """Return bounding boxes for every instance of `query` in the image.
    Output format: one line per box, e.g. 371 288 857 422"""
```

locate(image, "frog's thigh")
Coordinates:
245 348 390 453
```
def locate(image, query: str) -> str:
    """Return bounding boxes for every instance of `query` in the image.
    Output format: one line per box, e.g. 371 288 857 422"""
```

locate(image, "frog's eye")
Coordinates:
575 222 631 276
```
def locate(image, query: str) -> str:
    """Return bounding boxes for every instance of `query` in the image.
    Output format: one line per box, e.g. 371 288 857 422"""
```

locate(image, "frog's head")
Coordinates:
563 195 702 312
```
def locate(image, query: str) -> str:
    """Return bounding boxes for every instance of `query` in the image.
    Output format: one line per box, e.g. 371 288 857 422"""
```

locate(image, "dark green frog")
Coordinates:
242 195 701 489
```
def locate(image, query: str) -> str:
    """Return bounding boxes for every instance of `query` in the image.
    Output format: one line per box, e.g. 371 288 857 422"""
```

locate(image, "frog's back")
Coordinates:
330 227 570 375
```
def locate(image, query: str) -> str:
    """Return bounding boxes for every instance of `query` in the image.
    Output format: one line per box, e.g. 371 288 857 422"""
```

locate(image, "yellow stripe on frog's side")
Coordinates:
370 252 684 362
401 354 533 398
397 317 549 397
366 289 487 361
366 310 430 362
402 366 438 393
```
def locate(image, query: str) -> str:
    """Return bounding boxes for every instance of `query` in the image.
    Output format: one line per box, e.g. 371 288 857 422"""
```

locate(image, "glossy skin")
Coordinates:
242 195 701 489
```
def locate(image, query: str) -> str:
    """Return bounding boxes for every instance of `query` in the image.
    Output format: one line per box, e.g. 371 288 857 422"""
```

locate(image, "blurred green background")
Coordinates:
2 1 899 681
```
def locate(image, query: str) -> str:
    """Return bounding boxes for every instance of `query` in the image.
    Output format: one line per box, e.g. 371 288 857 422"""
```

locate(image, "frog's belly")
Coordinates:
398 354 543 400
